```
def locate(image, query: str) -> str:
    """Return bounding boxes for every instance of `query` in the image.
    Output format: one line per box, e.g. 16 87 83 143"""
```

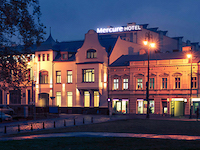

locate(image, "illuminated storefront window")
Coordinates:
112 99 129 114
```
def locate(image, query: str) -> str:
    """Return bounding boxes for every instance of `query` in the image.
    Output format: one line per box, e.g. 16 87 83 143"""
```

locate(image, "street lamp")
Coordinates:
187 53 192 118
143 32 155 119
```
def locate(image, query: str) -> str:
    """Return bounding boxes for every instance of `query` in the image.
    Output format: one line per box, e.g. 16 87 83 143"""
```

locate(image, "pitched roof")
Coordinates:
110 51 200 67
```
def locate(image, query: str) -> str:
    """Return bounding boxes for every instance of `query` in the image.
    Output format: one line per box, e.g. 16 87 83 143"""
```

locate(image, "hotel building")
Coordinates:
0 22 199 116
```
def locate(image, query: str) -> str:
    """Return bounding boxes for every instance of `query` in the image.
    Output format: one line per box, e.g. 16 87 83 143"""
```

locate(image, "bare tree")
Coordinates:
0 0 45 90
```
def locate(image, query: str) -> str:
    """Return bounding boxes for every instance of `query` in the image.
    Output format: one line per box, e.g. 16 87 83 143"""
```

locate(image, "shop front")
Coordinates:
170 98 187 117
112 99 129 114
137 99 154 114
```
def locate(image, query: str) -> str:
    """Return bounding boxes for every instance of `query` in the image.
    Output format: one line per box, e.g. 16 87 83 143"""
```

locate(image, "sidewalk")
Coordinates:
1 132 200 141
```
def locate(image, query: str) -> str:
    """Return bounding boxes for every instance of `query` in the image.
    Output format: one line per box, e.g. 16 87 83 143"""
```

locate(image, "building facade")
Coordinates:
0 22 200 116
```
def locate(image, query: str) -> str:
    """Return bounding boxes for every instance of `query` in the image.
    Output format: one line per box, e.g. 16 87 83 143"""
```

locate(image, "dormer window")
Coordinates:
62 54 68 59
87 49 96 58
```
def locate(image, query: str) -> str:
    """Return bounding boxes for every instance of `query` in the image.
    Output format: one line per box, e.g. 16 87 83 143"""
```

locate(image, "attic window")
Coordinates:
62 54 68 59
87 49 96 58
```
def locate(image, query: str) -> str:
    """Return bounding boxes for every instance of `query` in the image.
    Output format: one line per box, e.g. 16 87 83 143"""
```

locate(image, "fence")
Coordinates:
0 116 110 135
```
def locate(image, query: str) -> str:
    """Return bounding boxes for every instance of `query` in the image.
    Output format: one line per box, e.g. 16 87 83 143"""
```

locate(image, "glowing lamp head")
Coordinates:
150 43 155 48
187 54 192 59
143 41 148 45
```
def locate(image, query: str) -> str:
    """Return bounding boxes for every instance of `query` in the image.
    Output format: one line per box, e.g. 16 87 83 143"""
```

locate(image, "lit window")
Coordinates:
83 69 94 82
39 71 48 84
38 54 40 61
47 54 49 61
123 79 128 90
87 49 97 58
67 92 73 107
137 79 143 89
42 54 45 61
67 70 72 83
192 77 197 89
56 92 61 107
84 91 90 107
56 71 61 83
94 91 99 107
113 79 119 90
149 78 154 89
162 78 167 89
175 77 180 89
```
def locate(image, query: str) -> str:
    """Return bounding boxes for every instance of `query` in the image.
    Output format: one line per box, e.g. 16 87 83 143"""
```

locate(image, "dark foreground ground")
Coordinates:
1 118 200 149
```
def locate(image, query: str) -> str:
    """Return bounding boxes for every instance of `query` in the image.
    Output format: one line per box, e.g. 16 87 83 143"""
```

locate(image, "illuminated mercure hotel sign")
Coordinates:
97 25 141 33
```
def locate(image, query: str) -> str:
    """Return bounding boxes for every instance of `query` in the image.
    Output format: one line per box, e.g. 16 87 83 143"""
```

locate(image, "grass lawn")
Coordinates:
1 119 200 149
1 137 200 150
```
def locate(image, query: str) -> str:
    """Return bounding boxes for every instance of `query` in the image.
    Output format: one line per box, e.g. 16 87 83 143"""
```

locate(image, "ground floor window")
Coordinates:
67 92 73 107
56 92 61 107
94 91 99 107
84 91 90 107
112 99 129 114
137 99 154 114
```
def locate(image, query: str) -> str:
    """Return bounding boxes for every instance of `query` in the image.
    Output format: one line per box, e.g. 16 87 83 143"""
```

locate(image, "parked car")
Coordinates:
0 111 12 121
0 105 15 115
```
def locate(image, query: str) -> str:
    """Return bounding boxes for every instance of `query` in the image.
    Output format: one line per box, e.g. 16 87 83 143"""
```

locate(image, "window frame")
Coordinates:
39 71 48 84
123 78 129 90
137 78 143 90
175 77 180 89
149 78 155 90
162 78 167 89
113 78 119 90
82 69 95 82
56 71 61 84
67 70 73 83
87 49 97 59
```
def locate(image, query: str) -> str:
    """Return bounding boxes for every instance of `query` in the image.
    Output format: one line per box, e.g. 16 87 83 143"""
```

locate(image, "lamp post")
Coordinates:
143 32 155 119
187 53 192 118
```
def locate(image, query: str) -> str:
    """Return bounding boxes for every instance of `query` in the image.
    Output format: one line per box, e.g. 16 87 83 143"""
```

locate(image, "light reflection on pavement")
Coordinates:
1 132 200 141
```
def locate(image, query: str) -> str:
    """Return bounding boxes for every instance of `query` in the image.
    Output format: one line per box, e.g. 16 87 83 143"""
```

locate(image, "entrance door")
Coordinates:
38 93 49 107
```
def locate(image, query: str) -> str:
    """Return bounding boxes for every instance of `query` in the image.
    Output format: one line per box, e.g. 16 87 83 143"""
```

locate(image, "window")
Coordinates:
39 71 48 84
63 54 68 59
87 49 96 58
68 53 73 59
123 79 128 90
67 92 73 107
56 92 61 107
192 77 197 89
38 54 40 61
113 79 119 90
47 54 49 61
84 91 90 107
162 78 167 89
94 91 99 107
42 54 45 61
149 78 154 89
56 71 61 83
83 69 94 82
67 70 72 83
175 77 180 89
137 78 143 89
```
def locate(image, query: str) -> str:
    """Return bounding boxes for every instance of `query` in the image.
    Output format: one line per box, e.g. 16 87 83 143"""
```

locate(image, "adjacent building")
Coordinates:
0 22 199 116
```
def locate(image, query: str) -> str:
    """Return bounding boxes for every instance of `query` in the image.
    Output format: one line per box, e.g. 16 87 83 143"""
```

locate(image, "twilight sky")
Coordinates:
39 0 200 43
